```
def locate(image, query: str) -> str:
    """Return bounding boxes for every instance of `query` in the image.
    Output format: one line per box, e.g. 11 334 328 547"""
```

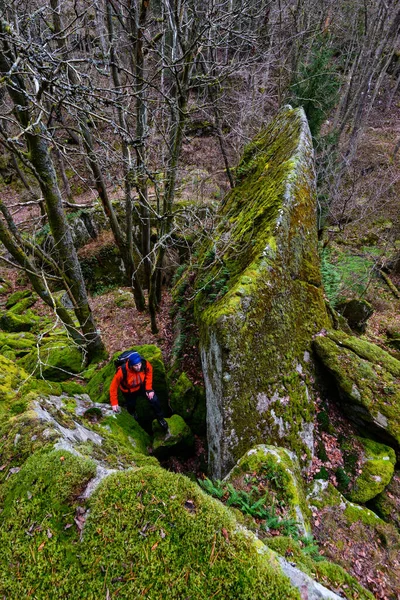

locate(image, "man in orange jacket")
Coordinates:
110 352 168 431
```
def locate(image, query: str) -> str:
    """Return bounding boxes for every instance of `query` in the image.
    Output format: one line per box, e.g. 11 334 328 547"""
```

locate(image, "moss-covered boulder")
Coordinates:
313 330 400 451
336 299 373 332
369 471 400 531
0 354 29 413
152 414 194 457
223 445 311 536
0 331 36 357
346 437 396 503
0 308 40 332
86 345 169 427
307 480 400 598
79 241 126 294
5 289 34 309
19 334 84 381
194 106 329 477
170 371 206 434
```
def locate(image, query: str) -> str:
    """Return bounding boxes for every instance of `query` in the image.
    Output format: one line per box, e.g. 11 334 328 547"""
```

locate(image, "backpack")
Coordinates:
114 351 148 389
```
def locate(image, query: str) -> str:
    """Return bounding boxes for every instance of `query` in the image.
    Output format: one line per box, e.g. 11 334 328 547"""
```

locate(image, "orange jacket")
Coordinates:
109 360 153 407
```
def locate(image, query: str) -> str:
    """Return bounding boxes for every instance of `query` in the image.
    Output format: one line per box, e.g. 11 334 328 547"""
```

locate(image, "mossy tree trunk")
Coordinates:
0 24 105 362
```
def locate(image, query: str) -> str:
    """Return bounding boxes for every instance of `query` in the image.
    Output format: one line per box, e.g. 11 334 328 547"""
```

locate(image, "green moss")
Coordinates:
346 438 395 503
343 503 383 526
0 309 39 332
101 410 152 458
152 414 194 457
8 296 37 315
0 355 29 412
0 449 96 596
5 290 34 309
75 466 300 599
19 338 84 381
169 372 206 435
313 331 400 446
0 331 36 356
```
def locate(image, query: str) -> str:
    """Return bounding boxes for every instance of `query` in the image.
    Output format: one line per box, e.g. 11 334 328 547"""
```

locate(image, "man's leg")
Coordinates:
122 391 139 419
146 390 168 431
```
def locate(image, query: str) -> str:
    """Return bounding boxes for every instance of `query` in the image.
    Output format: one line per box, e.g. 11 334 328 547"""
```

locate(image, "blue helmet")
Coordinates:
128 352 142 366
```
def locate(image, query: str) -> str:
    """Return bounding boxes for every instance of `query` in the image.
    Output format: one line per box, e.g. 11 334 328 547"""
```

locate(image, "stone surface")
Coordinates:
313 330 400 451
337 299 373 332
346 437 396 503
152 414 194 457
194 106 329 477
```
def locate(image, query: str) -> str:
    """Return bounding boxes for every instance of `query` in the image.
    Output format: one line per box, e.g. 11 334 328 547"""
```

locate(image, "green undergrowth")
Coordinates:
199 477 300 537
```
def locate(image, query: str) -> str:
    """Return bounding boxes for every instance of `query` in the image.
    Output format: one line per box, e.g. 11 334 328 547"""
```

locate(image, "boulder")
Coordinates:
223 445 311 536
169 371 206 435
346 437 396 503
152 414 194 457
336 299 373 332
313 330 400 451
369 471 400 531
0 308 39 332
19 334 84 381
0 331 36 356
194 106 329 477
5 289 34 309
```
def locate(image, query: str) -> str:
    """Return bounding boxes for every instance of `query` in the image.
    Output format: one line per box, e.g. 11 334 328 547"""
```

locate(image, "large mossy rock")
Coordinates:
169 371 206 435
346 438 396 504
224 445 311 536
86 345 169 426
194 106 329 477
313 330 400 451
0 331 36 356
19 334 84 381
0 354 29 411
0 308 40 332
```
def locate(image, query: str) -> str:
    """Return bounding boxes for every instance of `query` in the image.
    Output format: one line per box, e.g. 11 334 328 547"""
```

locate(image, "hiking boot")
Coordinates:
158 418 168 432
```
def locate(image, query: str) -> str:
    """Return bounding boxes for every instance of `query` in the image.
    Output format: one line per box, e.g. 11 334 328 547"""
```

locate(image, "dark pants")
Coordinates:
121 387 164 420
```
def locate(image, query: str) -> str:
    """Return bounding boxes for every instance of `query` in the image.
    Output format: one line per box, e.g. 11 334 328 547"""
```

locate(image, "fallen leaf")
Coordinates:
38 541 45 552
64 523 73 530
151 542 159 551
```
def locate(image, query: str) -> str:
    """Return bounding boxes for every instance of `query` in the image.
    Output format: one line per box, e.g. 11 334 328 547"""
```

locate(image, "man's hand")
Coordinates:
112 405 121 413
146 391 154 400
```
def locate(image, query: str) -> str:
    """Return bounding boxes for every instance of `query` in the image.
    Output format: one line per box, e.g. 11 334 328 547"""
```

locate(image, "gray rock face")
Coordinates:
195 106 329 477
278 557 345 599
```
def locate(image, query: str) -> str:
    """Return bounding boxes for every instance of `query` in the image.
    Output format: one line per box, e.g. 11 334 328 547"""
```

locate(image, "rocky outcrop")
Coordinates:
313 330 400 452
194 106 329 477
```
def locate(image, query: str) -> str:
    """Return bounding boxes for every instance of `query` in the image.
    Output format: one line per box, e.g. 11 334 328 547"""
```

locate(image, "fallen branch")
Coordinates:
379 270 400 299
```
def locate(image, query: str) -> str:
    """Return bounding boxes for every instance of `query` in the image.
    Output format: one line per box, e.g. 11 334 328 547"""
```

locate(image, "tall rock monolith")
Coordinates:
194 106 329 477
